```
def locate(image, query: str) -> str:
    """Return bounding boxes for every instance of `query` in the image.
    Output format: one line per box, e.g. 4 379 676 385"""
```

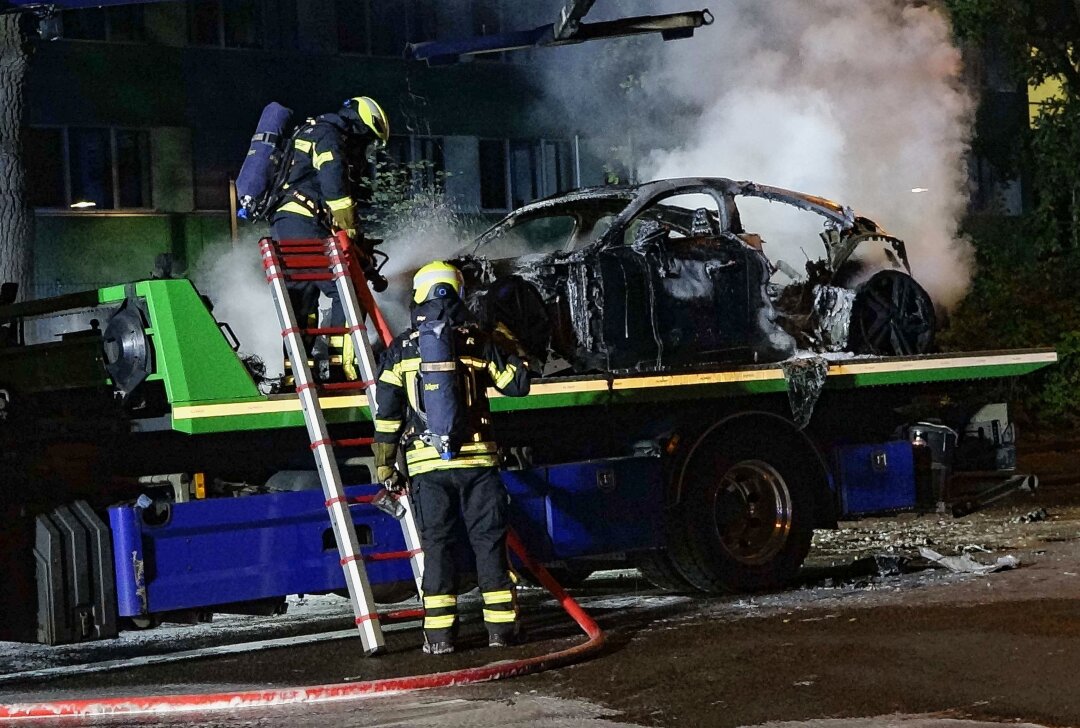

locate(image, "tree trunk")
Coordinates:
0 13 31 302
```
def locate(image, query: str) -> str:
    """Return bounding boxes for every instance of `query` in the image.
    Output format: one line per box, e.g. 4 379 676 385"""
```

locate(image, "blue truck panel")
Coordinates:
108 485 413 616
502 457 665 561
109 458 667 618
835 441 917 517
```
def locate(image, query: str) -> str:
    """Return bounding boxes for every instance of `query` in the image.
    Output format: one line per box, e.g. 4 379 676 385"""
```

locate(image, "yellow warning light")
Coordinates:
194 472 207 499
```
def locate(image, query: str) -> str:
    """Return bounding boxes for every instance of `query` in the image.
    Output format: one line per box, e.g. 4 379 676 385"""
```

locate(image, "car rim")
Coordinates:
711 460 793 566
855 271 933 355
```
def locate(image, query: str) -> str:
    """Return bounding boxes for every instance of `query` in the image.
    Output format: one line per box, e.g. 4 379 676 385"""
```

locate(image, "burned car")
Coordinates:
454 178 935 374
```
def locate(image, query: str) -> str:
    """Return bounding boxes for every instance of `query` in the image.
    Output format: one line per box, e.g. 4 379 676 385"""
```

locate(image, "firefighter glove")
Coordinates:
380 467 407 494
331 206 357 239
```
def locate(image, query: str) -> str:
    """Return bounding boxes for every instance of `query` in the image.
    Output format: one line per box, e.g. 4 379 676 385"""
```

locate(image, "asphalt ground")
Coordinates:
2 458 1079 727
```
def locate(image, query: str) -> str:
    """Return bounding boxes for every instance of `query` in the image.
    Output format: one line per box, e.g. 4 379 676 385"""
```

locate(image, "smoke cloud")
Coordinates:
190 241 284 377
189 204 473 373
541 0 976 308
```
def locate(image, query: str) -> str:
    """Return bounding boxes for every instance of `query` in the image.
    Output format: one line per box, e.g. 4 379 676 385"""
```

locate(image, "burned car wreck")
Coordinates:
453 178 935 374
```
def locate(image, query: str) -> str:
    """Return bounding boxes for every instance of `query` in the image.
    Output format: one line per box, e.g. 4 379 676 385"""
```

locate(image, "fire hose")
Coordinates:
0 530 606 721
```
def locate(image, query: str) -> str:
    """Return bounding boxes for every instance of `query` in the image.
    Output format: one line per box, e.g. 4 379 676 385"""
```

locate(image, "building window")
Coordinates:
482 139 575 211
371 135 446 198
471 0 500 36
25 128 66 208
479 139 508 211
337 0 370 54
60 5 146 42
190 0 263 49
193 127 250 210
413 136 445 190
369 0 436 57
26 127 151 210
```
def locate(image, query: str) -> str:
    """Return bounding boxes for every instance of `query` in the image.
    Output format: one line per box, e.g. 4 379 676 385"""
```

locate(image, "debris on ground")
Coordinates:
918 547 1020 575
1011 508 1049 524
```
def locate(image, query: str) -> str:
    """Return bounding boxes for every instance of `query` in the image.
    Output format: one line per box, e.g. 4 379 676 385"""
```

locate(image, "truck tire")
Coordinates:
635 550 694 592
370 580 418 604
667 420 816 593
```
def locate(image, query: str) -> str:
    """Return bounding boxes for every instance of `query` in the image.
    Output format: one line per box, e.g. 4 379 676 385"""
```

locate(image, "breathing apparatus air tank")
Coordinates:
235 102 294 219
417 319 466 460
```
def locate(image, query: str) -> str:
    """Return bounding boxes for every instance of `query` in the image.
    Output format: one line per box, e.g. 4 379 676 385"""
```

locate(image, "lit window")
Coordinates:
27 127 152 210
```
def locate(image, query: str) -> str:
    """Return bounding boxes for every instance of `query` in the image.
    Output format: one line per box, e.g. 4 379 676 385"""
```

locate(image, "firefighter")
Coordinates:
270 96 389 379
372 262 531 655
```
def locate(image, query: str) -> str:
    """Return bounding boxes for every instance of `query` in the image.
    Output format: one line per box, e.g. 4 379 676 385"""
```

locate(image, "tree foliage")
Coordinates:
946 0 1080 254
941 1 1080 425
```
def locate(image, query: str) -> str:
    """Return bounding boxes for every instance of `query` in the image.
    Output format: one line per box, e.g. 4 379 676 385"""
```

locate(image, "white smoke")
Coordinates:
187 212 471 374
369 200 477 334
541 0 976 308
190 241 284 377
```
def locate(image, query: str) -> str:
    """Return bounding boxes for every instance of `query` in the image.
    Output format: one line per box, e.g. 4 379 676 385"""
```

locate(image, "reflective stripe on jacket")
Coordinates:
273 113 356 224
373 323 530 475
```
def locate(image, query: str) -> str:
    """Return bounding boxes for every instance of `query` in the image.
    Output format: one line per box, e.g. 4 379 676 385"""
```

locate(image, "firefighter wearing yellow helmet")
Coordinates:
269 95 389 381
373 261 532 655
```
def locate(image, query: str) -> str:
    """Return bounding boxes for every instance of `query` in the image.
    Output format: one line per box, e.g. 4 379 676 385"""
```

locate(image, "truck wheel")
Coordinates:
668 425 815 593
635 550 694 592
370 581 418 604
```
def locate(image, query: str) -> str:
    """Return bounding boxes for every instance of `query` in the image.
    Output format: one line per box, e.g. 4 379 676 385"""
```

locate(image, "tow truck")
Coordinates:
0 274 1055 645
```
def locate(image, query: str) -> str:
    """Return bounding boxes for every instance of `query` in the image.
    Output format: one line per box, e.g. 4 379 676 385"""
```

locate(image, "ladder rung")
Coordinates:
279 254 332 269
276 237 330 247
318 380 373 392
382 607 424 622
286 272 336 282
298 326 347 334
333 437 375 448
366 549 422 562
308 436 374 451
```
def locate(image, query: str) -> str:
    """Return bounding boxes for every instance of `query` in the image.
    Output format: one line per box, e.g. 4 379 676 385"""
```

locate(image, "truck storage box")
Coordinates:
835 441 916 517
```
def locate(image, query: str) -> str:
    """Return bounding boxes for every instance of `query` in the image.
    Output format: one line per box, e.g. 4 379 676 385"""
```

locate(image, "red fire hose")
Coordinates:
0 531 605 721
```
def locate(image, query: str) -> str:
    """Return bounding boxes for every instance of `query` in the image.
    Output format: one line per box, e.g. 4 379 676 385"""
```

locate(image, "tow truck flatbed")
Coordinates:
170 349 1057 433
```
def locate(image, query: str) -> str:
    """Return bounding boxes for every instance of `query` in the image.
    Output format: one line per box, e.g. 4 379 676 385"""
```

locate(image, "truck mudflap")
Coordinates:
34 501 118 645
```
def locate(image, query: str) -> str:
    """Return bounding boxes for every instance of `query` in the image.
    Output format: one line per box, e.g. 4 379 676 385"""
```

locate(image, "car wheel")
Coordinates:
848 270 935 356
667 426 815 593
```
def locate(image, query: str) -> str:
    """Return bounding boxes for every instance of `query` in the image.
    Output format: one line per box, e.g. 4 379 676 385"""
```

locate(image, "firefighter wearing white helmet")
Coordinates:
373 261 532 655
269 95 389 380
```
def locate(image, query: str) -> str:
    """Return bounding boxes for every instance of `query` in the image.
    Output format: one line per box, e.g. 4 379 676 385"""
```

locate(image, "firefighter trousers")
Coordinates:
410 466 518 643
271 213 344 379
270 213 344 328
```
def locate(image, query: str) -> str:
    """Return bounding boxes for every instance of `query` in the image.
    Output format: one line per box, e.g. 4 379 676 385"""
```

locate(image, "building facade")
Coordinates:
25 0 602 297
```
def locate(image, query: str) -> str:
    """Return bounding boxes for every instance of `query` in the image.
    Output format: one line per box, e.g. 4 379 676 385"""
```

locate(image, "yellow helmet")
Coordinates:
342 96 390 144
412 261 464 304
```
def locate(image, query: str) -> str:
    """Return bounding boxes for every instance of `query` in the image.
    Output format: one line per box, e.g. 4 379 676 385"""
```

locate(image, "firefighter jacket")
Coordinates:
274 113 365 233
373 323 530 476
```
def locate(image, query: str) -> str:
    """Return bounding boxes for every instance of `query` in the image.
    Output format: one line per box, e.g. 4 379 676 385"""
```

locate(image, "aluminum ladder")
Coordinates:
259 232 425 656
